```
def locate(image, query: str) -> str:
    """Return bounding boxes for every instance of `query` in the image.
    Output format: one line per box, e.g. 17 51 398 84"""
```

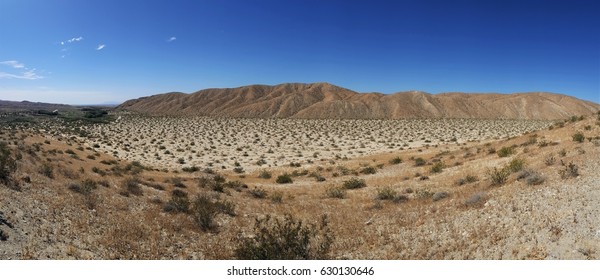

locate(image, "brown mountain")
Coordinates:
117 82 600 120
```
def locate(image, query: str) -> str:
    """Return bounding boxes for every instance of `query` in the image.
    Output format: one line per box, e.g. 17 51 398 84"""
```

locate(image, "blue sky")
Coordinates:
0 0 598 104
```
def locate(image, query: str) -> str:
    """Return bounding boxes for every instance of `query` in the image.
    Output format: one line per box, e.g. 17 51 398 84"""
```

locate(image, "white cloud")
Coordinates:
61 36 83 45
96 44 105 50
67 36 84 43
0 61 43 80
0 60 25 69
167 36 177 42
0 70 43 80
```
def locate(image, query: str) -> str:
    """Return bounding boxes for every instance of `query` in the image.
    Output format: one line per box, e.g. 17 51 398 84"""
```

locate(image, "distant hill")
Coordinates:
0 100 77 112
115 82 599 120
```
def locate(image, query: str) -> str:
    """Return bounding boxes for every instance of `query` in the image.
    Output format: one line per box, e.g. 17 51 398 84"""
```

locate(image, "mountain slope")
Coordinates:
117 83 600 120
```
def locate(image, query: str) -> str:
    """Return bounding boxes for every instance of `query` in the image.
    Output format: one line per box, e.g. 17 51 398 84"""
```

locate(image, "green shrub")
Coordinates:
572 132 585 143
414 157 426 166
429 161 445 174
497 146 515 157
376 187 397 200
505 158 525 173
359 166 377 175
163 194 190 213
389 157 402 164
342 177 366 189
233 214 332 260
276 173 293 184
258 170 272 179
488 167 510 186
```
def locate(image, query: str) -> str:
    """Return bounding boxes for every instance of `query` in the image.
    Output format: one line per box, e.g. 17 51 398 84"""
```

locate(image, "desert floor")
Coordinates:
1 114 599 259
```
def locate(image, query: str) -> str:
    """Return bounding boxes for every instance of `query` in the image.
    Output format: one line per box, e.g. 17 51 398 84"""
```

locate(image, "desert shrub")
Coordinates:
0 142 17 185
414 157 426 166
393 194 409 203
558 149 567 157
497 146 515 157
171 177 186 188
68 179 97 195
276 173 293 184
544 154 556 166
572 132 585 143
416 189 433 199
488 167 510 186
464 192 487 207
524 135 538 146
389 157 402 164
376 187 397 200
270 191 283 203
39 162 54 178
190 194 236 231
559 162 579 179
342 177 366 189
123 177 142 196
526 172 546 186
359 166 377 175
182 166 200 173
163 191 190 213
249 187 268 199
429 161 445 173
432 191 449 202
456 174 478 186
505 158 525 173
233 214 332 260
258 170 272 179
233 167 245 174
325 186 346 199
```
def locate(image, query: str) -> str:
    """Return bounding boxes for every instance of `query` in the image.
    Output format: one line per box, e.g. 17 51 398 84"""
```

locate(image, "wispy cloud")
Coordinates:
0 70 44 80
61 36 84 45
0 61 44 80
167 36 177 42
0 60 25 69
96 44 106 50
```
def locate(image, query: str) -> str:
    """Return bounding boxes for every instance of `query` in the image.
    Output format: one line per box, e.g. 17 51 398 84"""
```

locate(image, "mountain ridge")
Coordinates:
117 83 600 120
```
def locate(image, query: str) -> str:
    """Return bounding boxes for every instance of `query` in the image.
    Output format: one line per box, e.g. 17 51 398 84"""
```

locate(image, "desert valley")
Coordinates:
1 83 600 259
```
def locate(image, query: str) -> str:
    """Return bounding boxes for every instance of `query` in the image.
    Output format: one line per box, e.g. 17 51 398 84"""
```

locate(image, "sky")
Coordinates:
0 0 599 105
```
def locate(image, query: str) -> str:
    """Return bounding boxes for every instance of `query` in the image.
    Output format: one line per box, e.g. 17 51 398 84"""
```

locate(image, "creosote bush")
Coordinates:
497 146 515 157
258 170 272 179
572 132 585 143
376 187 397 200
234 214 333 260
275 173 293 184
191 194 235 231
389 157 402 165
429 161 445 174
414 157 426 166
342 177 366 189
